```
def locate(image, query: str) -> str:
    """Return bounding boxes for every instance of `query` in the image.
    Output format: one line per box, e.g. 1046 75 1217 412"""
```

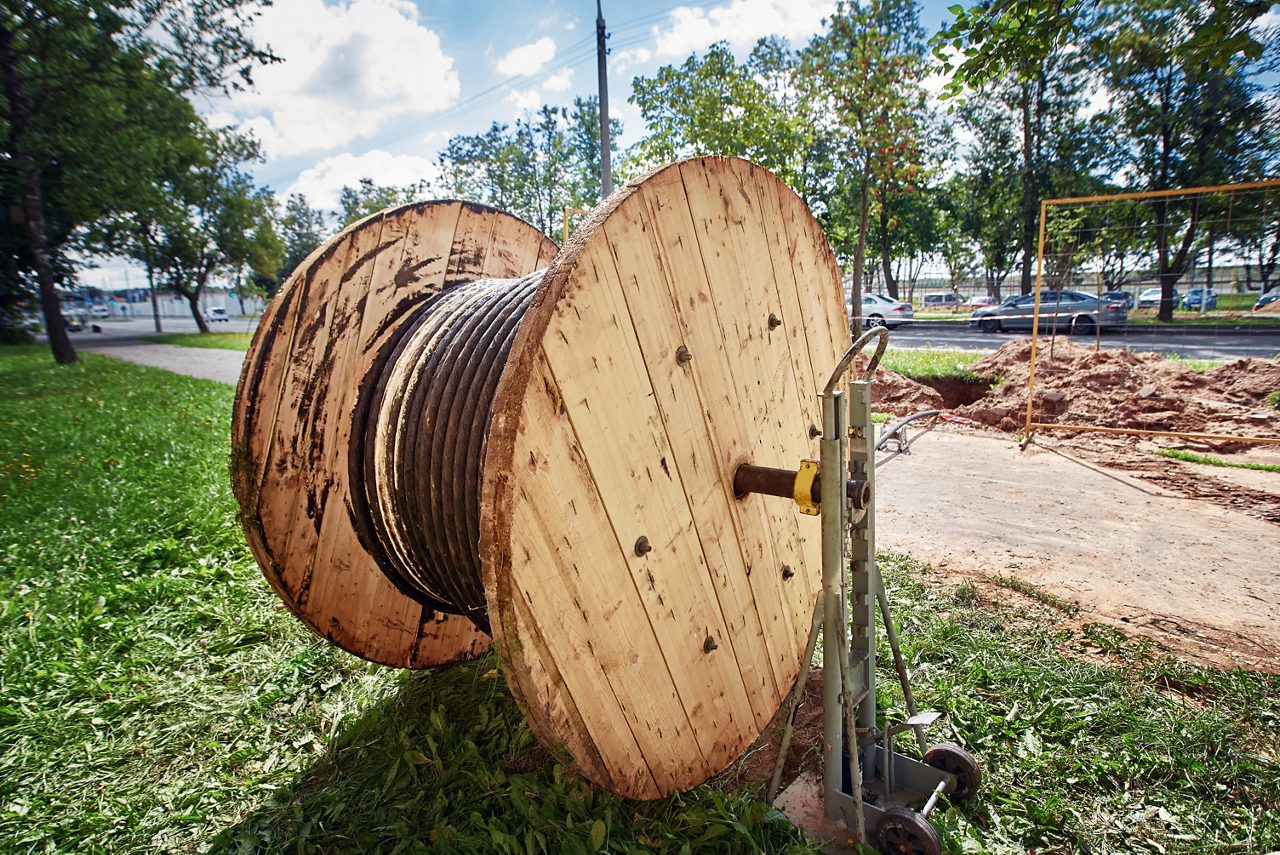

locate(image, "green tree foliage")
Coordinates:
0 0 273 363
335 178 427 230
277 194 329 284
1092 0 1272 319
799 0 933 300
436 97 620 237
100 128 277 333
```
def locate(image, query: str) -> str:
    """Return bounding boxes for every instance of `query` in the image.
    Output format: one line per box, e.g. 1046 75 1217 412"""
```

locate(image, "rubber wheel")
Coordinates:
1071 316 1096 336
875 807 942 855
979 317 1000 333
868 314 886 328
923 742 982 803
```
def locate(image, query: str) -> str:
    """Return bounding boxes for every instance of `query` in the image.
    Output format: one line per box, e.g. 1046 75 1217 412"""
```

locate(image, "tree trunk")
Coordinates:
1018 81 1037 296
0 21 75 363
878 201 898 300
21 164 76 364
186 291 209 333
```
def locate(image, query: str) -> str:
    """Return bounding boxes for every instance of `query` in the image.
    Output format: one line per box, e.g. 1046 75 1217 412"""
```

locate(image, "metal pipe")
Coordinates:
766 597 823 804
876 583 927 755
920 780 948 818
820 390 847 826
732 463 870 509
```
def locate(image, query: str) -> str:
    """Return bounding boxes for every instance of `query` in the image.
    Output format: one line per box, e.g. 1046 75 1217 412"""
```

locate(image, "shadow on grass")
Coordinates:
210 656 811 854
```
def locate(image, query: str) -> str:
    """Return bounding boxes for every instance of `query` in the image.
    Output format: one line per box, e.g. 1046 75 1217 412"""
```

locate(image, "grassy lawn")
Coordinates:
1 346 1277 853
882 348 995 383
144 332 253 351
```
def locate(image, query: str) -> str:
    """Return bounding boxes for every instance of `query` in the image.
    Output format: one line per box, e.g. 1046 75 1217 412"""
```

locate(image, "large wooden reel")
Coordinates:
232 157 850 799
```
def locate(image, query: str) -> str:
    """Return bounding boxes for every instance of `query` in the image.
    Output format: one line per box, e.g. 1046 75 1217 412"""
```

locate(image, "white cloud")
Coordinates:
649 0 834 59
288 150 439 211
610 47 652 74
220 0 459 158
564 20 576 31
544 69 574 93
496 36 557 77
506 88 544 115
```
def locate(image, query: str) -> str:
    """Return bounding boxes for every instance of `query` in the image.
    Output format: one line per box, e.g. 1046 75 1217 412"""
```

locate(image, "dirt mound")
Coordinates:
956 339 1280 437
870 366 945 414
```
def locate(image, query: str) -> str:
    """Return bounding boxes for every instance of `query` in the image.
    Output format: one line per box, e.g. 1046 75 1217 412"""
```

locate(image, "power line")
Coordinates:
254 0 727 190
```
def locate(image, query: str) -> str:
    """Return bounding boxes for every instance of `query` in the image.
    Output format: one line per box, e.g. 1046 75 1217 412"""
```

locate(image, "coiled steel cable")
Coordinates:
353 271 545 633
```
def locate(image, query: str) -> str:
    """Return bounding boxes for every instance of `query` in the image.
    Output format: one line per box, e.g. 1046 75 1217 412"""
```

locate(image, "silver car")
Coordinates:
969 290 1128 334
860 293 915 328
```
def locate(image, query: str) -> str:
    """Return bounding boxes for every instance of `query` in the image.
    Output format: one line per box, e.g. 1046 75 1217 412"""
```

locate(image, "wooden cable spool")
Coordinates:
232 156 851 799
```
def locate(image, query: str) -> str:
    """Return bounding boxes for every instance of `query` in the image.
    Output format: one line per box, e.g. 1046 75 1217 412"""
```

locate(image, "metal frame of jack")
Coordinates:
764 328 981 855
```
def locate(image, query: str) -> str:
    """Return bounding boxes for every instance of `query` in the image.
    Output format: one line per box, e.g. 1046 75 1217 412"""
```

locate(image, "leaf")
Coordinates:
589 819 606 851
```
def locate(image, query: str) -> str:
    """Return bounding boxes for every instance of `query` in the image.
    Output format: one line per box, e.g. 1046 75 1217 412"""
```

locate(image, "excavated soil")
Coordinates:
955 338 1280 440
861 362 946 415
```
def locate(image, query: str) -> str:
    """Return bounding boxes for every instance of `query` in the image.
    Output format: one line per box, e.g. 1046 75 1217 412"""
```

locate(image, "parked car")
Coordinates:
967 295 998 308
1136 287 1180 309
1254 291 1280 312
1101 290 1134 309
969 289 1128 334
1181 288 1218 310
89 305 110 319
204 307 230 323
921 292 965 308
860 293 915 328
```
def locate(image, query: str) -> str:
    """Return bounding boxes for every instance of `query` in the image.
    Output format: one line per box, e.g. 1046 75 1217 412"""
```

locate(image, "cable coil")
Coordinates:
352 271 546 632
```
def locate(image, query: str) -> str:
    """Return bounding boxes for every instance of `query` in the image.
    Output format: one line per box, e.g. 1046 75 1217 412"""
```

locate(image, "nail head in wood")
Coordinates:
703 634 718 653
675 345 692 366
634 535 652 557
768 313 782 330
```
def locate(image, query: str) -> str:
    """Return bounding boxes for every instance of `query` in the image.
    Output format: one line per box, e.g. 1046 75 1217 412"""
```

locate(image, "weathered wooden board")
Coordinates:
481 157 849 798
232 201 556 668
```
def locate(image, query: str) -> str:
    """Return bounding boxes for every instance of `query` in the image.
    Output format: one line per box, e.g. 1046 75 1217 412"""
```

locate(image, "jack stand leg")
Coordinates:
877 581 927 755
767 598 823 805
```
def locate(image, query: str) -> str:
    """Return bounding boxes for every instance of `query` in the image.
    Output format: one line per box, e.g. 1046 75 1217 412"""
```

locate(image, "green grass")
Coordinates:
1162 353 1225 371
143 332 253 350
1268 390 1280 410
882 348 997 384
1128 313 1280 326
1156 447 1280 474
1 345 1277 853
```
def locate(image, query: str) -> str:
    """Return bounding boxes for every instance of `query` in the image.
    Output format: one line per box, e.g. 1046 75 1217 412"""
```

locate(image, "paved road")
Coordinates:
49 316 257 385
885 322 1280 359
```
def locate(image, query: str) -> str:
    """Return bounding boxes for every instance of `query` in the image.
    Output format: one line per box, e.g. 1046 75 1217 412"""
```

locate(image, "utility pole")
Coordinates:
596 0 612 197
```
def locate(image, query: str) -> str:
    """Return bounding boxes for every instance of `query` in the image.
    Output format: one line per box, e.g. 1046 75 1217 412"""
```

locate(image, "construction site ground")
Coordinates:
877 429 1278 671
80 332 1280 672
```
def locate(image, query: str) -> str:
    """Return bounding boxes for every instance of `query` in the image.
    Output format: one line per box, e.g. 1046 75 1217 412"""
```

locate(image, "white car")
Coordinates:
89 305 110 319
204 307 230 323
859 293 915 329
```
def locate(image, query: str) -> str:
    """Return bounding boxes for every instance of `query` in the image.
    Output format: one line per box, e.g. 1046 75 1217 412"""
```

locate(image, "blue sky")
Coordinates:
213 0 958 210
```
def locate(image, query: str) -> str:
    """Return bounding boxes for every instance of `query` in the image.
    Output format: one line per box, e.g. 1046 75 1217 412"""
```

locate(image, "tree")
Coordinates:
436 98 621 236
336 178 426 229
1093 0 1271 319
0 0 273 363
799 0 932 301
110 128 276 332
277 194 328 284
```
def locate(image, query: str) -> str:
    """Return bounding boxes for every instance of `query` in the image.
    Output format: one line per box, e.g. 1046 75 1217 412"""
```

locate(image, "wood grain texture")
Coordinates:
232 201 556 668
481 157 849 798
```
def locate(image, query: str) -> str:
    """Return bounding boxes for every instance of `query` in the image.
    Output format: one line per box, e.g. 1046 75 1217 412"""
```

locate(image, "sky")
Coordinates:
85 0 1273 290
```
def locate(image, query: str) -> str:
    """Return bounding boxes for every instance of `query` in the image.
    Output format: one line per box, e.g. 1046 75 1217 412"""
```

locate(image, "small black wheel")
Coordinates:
979 317 1000 333
923 742 982 803
875 807 942 855
1071 315 1096 336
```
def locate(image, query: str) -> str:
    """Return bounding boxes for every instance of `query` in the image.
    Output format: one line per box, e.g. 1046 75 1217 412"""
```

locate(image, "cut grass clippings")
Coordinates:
1 344 1278 853
1157 447 1280 474
144 331 253 351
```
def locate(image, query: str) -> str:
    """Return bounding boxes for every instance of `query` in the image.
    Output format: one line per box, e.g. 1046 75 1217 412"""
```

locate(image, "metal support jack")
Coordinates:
764 329 981 855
